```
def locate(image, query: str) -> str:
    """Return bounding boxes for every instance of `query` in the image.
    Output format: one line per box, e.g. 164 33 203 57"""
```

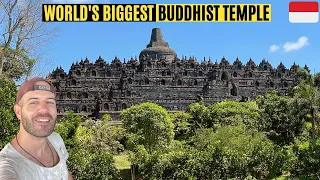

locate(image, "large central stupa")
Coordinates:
139 28 177 63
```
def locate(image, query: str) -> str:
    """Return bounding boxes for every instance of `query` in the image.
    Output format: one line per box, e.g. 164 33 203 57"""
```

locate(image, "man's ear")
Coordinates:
14 104 22 121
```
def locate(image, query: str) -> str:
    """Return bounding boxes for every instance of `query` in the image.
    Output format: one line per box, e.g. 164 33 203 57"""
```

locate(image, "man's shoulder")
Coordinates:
48 131 64 143
0 143 27 163
0 143 18 159
0 144 25 178
0 156 19 179
0 144 10 160
47 131 69 158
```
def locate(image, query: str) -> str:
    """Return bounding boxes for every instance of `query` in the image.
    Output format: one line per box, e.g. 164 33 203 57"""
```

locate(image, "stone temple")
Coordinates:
48 28 308 120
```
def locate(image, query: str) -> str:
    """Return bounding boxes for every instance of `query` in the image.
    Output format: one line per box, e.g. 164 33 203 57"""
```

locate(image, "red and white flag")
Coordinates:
289 1 319 23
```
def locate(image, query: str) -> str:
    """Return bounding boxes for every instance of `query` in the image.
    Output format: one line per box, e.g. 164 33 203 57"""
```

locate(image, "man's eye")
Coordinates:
30 101 37 104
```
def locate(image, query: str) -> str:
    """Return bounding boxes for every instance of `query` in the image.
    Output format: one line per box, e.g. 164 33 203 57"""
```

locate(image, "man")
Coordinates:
0 77 73 180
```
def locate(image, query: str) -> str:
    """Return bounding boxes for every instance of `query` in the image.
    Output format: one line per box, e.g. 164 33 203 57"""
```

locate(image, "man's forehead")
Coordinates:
25 90 56 99
18 90 55 106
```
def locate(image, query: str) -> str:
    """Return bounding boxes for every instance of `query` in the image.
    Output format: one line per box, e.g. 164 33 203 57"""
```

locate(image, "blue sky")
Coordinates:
44 0 320 76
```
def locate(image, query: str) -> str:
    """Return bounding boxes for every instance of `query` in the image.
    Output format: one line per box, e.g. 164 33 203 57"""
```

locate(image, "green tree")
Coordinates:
191 124 285 179
121 102 174 154
55 111 81 148
54 111 82 175
55 112 119 179
208 101 260 129
133 124 285 179
0 0 56 80
256 91 304 145
169 111 191 141
0 79 19 149
314 72 320 88
191 124 263 155
1 48 36 80
79 114 125 154
287 139 320 179
130 141 198 180
292 68 320 144
186 102 211 134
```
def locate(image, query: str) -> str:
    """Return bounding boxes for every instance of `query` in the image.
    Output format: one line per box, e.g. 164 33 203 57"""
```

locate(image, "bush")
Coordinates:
0 79 19 150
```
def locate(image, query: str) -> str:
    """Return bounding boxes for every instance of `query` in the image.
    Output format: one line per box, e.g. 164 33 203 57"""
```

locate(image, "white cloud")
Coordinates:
268 36 309 53
283 36 308 52
269 44 280 52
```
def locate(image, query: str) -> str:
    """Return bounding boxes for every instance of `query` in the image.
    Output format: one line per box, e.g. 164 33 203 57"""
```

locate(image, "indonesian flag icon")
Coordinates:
289 1 319 23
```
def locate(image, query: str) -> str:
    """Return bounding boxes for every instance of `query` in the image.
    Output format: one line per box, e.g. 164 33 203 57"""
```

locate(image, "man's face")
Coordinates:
15 81 57 137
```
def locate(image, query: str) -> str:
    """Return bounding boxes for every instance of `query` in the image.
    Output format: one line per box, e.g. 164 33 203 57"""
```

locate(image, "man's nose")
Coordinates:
37 101 50 111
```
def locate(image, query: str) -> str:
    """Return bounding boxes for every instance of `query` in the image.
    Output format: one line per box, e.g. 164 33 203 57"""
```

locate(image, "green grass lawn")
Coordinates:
114 152 132 180
114 152 131 170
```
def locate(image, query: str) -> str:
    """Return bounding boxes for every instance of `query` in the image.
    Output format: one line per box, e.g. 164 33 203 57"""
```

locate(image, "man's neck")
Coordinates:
13 131 49 158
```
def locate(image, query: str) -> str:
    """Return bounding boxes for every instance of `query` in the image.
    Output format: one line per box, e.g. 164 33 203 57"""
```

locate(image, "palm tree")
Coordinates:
293 69 320 145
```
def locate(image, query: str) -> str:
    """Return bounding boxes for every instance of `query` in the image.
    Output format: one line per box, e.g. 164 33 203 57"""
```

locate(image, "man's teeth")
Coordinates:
37 119 49 122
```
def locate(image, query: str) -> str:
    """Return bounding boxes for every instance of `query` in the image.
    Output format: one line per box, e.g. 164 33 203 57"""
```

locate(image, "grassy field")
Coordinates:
114 152 132 180
114 152 131 169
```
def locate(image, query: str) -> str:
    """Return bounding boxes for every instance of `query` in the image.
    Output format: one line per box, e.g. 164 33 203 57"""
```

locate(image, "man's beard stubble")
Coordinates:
21 112 57 138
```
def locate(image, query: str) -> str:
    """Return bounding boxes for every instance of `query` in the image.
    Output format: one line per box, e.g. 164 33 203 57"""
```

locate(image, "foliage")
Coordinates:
0 79 19 149
191 124 263 155
296 67 309 80
79 114 125 154
3 73 320 179
169 111 192 141
121 102 174 153
54 112 82 176
55 111 81 148
256 91 304 145
130 142 198 180
81 151 119 180
287 139 320 179
55 112 119 179
314 72 320 87
114 153 131 170
292 72 320 144
131 124 286 179
0 0 57 79
208 100 260 129
192 124 285 179
186 102 211 134
1 48 36 81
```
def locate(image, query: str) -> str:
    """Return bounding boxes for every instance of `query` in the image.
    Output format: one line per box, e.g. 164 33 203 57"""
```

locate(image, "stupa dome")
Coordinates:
139 28 177 62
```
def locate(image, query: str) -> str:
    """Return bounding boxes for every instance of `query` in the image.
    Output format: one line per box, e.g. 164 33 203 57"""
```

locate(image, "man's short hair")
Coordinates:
16 77 56 104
